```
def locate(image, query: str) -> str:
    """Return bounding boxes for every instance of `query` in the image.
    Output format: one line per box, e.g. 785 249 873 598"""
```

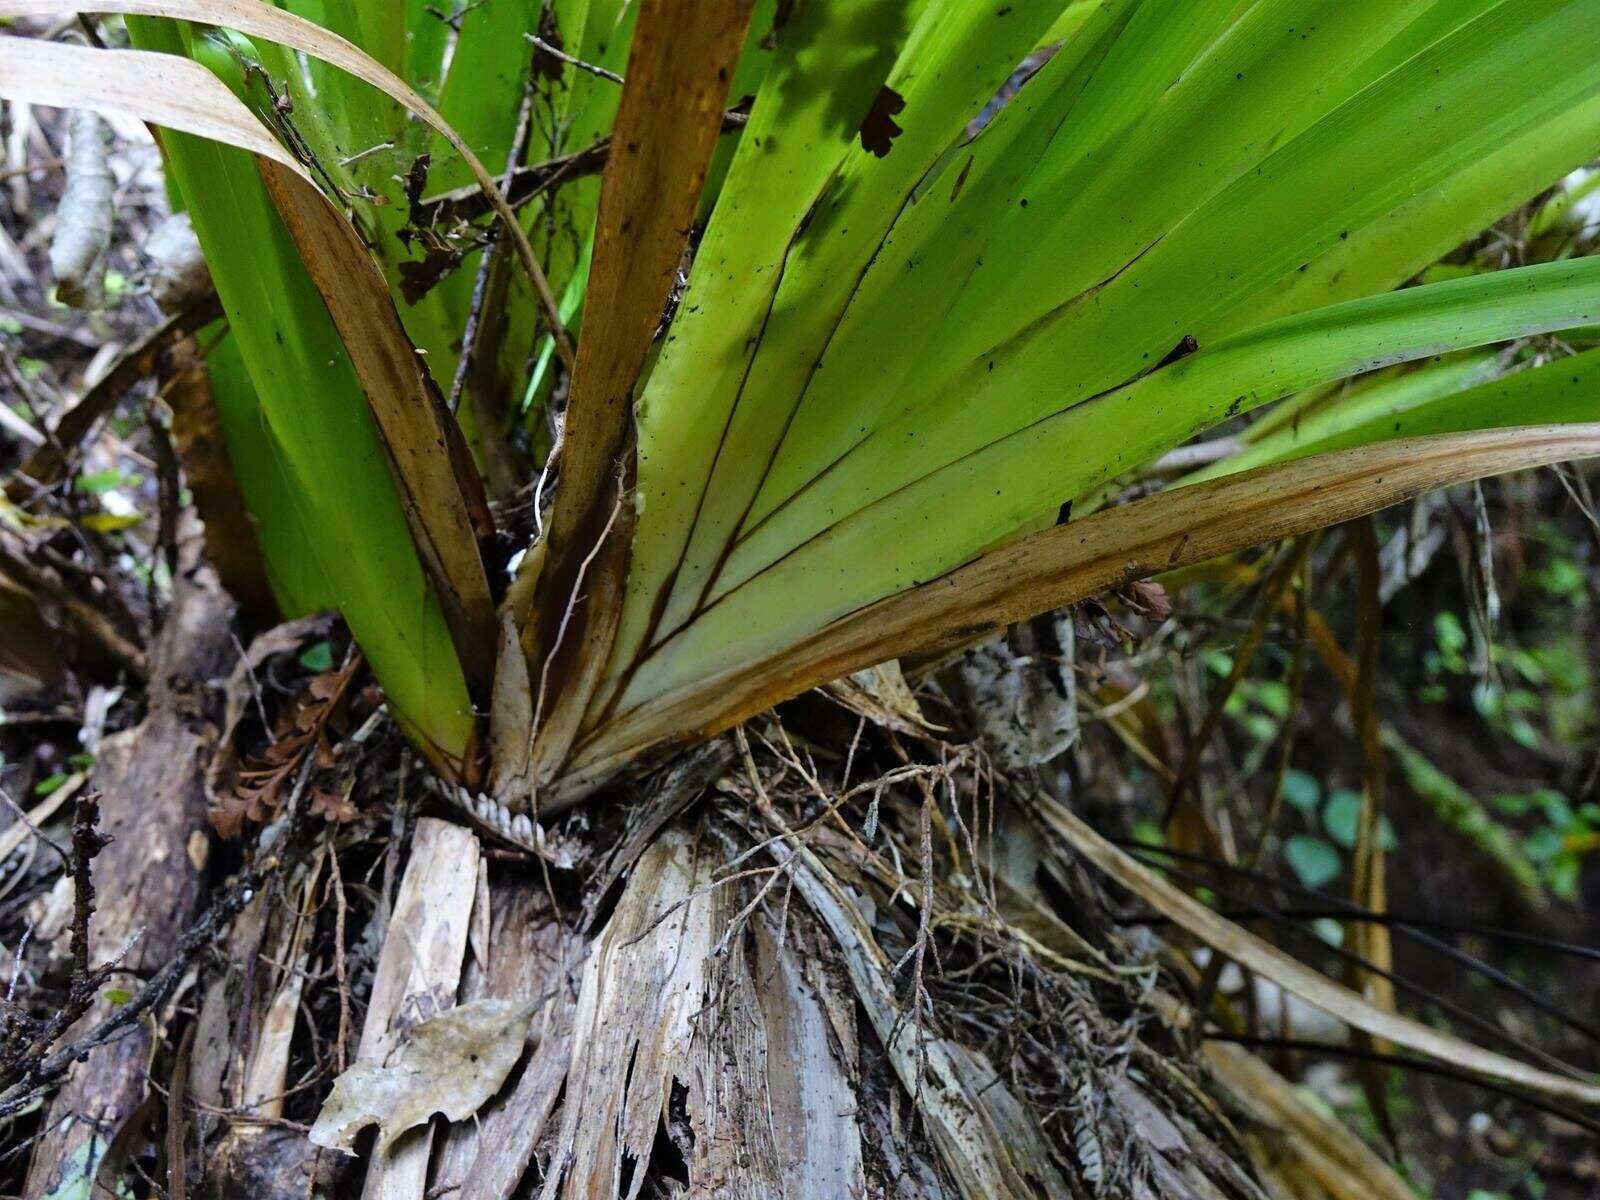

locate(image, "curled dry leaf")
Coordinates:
309 787 360 825
1116 578 1172 622
310 998 536 1155
49 108 114 309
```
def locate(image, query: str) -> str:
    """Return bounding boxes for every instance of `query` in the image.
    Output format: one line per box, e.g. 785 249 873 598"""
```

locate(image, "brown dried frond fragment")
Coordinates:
860 85 906 158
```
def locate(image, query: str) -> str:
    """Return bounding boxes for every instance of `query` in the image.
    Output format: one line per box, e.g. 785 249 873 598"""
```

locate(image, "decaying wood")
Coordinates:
434 881 574 1200
686 912 866 1198
238 855 323 1118
581 739 735 922
356 817 479 1200
538 827 719 1199
187 890 267 1120
190 851 332 1200
24 550 234 1199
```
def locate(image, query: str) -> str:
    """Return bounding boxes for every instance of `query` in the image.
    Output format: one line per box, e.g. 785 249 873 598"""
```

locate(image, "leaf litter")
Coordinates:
310 997 536 1155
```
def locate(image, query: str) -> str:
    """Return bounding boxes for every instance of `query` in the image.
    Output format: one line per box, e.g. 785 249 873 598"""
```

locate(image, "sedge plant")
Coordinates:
4 0 1599 805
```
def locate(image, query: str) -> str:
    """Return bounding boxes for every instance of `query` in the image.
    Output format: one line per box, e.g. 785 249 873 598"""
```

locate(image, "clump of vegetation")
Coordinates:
1 1 1598 1196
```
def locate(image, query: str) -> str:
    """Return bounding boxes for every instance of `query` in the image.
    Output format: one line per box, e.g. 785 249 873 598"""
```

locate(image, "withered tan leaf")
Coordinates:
1205 1041 1415 1200
564 425 1600 796
311 998 536 1155
165 336 277 622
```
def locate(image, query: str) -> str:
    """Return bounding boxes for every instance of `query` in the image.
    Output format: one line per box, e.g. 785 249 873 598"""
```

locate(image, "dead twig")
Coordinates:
167 1024 194 1200
524 33 623 83
325 838 352 1073
414 110 748 228
67 791 110 983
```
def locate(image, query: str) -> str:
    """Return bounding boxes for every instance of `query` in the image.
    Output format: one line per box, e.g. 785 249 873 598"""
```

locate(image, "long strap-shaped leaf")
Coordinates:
616 254 1600 709
0 0 573 367
613 0 1083 695
513 0 756 792
0 36 496 734
1029 793 1600 1107
1192 344 1600 482
558 424 1600 796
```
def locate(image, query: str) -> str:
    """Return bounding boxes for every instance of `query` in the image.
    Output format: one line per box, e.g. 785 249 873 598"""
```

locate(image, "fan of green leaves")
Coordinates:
574 0 1600 781
4 0 1598 794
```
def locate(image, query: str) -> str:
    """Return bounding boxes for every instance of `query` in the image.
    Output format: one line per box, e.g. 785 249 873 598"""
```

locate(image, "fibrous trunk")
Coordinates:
187 725 1389 1200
